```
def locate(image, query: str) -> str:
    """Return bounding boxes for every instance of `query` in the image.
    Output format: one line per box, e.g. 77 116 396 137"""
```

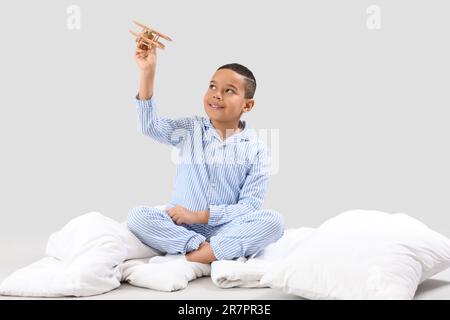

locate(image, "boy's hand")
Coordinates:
165 206 209 225
135 44 157 73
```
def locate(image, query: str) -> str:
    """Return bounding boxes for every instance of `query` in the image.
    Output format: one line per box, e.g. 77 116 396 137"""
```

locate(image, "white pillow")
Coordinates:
260 210 450 299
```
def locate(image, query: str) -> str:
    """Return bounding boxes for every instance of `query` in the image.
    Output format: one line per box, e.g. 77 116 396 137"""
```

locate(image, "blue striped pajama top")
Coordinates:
135 95 271 227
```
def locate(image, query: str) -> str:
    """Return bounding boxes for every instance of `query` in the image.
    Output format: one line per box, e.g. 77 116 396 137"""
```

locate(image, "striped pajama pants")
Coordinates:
127 204 285 261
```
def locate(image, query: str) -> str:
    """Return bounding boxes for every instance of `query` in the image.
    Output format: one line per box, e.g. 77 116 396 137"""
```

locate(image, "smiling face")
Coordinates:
203 68 255 128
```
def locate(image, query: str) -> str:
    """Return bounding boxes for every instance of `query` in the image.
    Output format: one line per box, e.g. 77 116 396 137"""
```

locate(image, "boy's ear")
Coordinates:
243 99 255 113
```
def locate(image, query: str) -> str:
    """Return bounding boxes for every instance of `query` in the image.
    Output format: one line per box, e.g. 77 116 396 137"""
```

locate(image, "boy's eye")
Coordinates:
208 84 235 94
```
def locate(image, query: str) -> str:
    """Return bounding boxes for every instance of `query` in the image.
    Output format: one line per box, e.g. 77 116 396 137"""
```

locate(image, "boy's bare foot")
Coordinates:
186 241 217 264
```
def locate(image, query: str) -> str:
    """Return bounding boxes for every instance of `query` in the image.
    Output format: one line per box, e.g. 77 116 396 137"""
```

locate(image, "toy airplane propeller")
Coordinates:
129 20 172 50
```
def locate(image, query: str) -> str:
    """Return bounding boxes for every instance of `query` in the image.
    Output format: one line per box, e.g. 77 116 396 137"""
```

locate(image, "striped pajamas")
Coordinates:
127 96 284 260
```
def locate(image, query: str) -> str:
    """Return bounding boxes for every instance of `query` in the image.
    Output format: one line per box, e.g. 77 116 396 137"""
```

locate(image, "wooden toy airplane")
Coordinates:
129 20 172 50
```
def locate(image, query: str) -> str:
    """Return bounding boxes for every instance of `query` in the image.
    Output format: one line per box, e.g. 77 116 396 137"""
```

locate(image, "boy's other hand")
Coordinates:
165 205 206 225
135 44 157 73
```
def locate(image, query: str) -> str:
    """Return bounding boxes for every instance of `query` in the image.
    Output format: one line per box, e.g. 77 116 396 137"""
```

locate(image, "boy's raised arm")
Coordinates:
135 45 156 100
134 45 193 146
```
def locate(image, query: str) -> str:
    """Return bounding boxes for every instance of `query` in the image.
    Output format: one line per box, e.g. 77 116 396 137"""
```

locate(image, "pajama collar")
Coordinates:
202 117 252 143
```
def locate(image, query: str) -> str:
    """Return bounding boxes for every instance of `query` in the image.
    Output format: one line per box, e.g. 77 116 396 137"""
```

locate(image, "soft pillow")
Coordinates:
260 210 450 299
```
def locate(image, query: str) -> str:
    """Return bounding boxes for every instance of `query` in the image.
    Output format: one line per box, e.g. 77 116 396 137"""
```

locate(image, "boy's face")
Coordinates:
203 69 255 125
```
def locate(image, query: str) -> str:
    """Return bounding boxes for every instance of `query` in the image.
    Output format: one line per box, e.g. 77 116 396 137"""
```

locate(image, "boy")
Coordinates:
127 44 284 289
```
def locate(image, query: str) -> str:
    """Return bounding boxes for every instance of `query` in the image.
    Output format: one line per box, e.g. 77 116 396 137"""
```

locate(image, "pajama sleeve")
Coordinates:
135 95 194 147
207 142 271 226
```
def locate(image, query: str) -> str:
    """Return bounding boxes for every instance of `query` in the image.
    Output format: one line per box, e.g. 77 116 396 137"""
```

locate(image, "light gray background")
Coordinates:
1 0 449 262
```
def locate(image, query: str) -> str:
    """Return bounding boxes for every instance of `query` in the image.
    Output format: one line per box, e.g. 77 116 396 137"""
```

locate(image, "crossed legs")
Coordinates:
127 206 285 262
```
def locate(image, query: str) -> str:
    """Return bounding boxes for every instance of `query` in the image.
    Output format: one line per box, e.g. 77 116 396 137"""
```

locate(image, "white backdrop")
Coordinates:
0 1 449 259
